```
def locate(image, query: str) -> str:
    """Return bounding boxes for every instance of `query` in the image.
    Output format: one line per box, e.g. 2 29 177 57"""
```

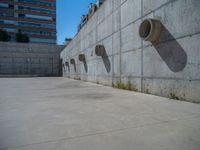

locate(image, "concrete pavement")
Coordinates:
0 77 200 150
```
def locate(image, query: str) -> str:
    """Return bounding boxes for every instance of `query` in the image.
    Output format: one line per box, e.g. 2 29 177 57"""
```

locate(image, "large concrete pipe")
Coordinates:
79 54 85 62
139 19 162 42
70 59 75 64
95 45 105 56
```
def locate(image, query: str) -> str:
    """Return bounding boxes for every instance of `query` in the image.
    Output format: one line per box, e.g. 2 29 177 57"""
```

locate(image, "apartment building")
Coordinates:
0 0 56 44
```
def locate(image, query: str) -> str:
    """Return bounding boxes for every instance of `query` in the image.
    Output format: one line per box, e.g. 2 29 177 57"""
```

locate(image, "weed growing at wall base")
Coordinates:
112 81 138 92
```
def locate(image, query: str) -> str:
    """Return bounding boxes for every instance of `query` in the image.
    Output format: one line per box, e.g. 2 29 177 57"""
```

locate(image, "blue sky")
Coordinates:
56 0 96 45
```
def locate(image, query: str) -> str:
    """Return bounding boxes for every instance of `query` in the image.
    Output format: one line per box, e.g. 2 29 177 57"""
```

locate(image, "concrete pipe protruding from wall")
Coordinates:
79 54 85 62
88 4 97 20
70 59 75 64
139 19 162 42
65 62 69 66
95 45 105 56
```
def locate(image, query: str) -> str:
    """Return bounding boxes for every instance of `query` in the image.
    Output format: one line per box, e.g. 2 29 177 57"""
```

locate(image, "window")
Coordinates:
4 20 15 24
18 0 55 7
0 3 13 8
9 4 14 8
18 14 25 17
0 3 9 8
18 22 55 29
18 14 53 21
0 12 14 17
20 29 56 36
4 28 16 32
0 20 15 25
26 14 52 20
18 6 56 14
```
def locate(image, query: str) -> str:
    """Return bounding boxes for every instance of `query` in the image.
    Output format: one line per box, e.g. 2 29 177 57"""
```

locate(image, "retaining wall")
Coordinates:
61 0 200 103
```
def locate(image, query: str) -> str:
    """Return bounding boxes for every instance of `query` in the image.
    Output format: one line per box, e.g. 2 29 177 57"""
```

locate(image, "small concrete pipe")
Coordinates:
95 45 105 56
139 19 162 42
65 62 69 66
79 54 85 61
88 5 97 20
70 59 75 64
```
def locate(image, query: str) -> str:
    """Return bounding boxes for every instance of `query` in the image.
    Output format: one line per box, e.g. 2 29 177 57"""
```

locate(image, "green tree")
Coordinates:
0 29 11 41
15 32 30 43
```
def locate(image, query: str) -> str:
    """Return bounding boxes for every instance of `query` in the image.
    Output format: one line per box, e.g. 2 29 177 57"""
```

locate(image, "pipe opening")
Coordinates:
70 59 76 72
65 62 70 72
79 54 88 72
70 59 75 64
139 20 152 39
95 45 105 56
139 19 162 42
79 54 85 62
95 44 111 73
65 62 69 66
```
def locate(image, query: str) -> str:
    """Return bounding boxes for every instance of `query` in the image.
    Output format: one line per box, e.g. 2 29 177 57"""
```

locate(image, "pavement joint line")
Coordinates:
1 115 199 150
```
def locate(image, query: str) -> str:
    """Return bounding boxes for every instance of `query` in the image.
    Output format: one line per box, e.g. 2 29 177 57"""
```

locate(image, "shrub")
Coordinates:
0 29 11 41
15 33 30 43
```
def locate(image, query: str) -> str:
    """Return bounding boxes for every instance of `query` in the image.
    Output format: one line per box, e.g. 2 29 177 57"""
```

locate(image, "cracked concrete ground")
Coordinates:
0 77 200 150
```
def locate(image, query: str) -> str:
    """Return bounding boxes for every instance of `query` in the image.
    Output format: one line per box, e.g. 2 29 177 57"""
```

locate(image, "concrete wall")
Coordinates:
60 0 200 103
0 42 64 76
